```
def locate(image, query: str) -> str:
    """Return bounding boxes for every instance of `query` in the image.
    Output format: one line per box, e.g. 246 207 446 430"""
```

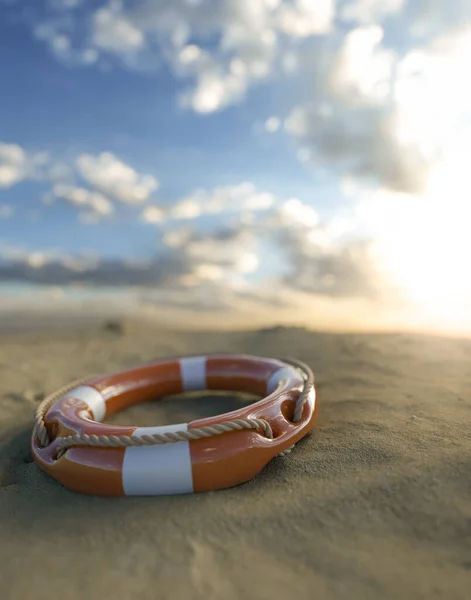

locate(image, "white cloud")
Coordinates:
0 141 160 223
26 252 49 269
0 155 380 302
32 0 98 66
16 0 471 138
0 200 379 302
52 183 114 218
170 199 202 220
265 116 281 132
285 102 432 194
327 25 395 101
24 0 335 112
0 142 49 188
277 0 335 37
167 182 276 220
180 66 249 114
76 152 159 204
184 228 260 279
0 143 29 187
170 0 333 112
0 173 397 322
92 2 145 56
34 20 75 64
22 0 471 200
257 196 379 296
142 205 165 224
277 198 320 227
282 21 471 194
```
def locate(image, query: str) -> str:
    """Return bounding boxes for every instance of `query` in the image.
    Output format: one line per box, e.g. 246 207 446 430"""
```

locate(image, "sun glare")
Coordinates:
366 142 471 328
347 27 471 331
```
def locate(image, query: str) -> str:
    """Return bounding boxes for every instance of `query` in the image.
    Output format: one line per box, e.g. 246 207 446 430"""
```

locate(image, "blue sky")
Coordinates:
1 0 471 333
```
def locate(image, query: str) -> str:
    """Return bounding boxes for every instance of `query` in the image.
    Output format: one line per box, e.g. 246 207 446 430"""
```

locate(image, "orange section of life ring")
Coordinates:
31 354 317 496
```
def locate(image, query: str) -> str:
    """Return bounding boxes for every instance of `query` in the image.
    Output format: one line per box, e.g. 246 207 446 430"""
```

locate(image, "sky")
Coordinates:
1 0 471 334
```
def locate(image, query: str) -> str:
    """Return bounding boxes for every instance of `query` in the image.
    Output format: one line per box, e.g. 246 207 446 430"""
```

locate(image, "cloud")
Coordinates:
173 225 261 282
33 6 99 66
284 20 471 194
285 102 431 195
14 0 470 200
0 143 27 187
51 183 114 218
276 197 320 227
0 136 384 304
76 152 159 204
0 227 256 290
0 183 382 304
140 182 276 225
46 150 161 220
142 0 334 112
279 234 378 297
21 0 335 111
167 183 275 220
0 249 186 287
277 0 335 36
142 205 164 224
264 116 281 133
0 141 160 223
262 197 379 297
0 143 48 188
92 2 145 56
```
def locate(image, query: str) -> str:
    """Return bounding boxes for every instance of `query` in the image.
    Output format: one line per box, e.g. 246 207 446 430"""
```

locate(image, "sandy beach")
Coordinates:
1 319 471 600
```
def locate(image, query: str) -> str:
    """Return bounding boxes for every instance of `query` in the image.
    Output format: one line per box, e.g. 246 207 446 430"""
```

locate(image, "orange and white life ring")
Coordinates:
31 354 317 496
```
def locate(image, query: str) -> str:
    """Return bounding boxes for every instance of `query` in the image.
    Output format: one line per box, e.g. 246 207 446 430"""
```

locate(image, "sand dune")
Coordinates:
1 320 471 599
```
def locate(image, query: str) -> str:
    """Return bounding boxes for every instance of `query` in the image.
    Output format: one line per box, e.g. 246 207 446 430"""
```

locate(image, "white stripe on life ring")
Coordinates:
267 366 300 394
122 422 194 495
180 356 207 391
62 385 106 422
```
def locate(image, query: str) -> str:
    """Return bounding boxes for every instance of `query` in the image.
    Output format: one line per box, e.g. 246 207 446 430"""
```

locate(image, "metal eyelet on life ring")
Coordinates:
31 354 317 496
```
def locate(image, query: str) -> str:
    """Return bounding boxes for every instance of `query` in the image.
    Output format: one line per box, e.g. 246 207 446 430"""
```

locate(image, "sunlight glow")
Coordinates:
346 28 471 330
362 140 471 327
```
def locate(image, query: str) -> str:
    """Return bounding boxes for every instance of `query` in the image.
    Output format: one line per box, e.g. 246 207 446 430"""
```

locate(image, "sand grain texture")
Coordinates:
1 322 471 599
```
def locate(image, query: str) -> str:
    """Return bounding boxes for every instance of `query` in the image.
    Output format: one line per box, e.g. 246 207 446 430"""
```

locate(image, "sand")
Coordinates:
1 319 471 600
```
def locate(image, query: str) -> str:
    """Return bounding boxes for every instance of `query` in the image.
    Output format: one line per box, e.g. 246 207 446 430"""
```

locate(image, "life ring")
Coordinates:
31 354 317 496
